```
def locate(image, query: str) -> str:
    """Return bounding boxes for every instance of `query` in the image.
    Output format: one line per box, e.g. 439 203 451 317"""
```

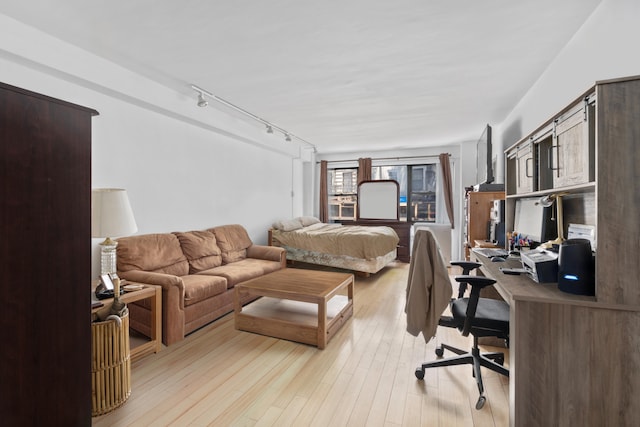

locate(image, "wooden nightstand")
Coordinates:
346 220 412 262
92 283 162 362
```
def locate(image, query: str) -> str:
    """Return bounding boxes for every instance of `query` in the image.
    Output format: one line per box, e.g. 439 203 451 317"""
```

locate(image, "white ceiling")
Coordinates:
1 0 602 153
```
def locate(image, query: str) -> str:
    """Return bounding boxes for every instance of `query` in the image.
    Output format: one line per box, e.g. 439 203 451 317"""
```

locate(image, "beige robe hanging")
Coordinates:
405 229 452 342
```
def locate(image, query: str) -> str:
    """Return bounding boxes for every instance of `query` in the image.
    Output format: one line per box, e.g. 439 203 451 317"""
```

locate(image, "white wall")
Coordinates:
494 0 640 174
0 14 303 278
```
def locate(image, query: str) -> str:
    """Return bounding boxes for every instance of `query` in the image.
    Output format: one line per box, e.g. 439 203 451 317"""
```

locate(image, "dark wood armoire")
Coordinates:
0 82 98 425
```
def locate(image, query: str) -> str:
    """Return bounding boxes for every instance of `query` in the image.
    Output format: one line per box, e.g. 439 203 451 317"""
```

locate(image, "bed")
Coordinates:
268 217 399 274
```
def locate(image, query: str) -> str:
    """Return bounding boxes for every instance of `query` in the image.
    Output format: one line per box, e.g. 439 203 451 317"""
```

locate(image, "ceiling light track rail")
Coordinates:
190 84 315 151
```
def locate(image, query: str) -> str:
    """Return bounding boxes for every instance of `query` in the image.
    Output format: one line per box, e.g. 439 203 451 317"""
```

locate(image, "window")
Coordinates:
327 162 439 223
328 168 358 221
408 164 437 222
371 164 437 222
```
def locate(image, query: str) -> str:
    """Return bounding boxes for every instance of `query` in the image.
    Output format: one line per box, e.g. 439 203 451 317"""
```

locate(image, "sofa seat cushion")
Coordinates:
117 233 189 276
182 274 228 307
174 230 223 273
209 224 253 264
197 258 281 288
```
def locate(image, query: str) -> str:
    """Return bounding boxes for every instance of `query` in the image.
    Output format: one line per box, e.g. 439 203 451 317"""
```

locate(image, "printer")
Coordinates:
520 249 558 283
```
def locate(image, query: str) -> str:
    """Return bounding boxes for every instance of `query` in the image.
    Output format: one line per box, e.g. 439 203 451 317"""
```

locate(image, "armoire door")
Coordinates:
0 82 98 425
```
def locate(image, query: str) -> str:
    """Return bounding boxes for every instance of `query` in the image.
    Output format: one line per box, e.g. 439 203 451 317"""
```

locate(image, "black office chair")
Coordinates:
414 261 510 410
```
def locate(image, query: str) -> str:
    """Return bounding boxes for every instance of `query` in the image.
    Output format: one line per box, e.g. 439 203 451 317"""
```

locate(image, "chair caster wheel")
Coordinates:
435 347 444 357
476 396 486 410
415 368 425 380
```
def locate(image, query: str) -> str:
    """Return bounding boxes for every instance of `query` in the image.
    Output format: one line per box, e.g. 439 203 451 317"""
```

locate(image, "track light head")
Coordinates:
285 133 292 142
266 125 273 134
197 93 208 107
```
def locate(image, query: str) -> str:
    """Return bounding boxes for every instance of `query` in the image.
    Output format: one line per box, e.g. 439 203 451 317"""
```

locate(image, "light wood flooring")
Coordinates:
93 262 509 426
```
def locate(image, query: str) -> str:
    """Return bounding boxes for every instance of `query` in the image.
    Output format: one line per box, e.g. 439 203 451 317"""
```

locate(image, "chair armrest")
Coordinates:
450 261 482 274
454 275 497 290
450 261 482 298
247 244 286 268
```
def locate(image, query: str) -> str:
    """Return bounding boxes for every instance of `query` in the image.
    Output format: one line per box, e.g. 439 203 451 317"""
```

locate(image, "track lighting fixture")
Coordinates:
190 84 315 150
197 93 208 107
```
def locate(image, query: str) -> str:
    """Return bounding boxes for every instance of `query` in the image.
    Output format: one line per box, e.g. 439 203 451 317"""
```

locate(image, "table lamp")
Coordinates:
538 192 568 248
91 188 138 276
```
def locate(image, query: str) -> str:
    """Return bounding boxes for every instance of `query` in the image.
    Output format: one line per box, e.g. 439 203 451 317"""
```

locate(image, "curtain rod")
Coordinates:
316 153 451 164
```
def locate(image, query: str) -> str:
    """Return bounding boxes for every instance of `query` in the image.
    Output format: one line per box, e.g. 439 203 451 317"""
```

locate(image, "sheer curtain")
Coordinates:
319 160 328 223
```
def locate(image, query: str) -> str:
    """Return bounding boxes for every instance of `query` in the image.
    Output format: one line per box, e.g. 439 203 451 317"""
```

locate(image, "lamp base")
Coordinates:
540 237 565 250
100 238 118 276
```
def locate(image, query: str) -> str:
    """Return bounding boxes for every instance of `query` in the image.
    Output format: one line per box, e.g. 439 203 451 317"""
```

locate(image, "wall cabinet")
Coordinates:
504 79 634 303
507 95 596 197
550 96 595 188
510 142 534 194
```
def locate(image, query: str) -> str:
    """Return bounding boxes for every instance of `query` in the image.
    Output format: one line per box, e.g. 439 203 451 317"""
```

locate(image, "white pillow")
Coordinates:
273 218 303 231
297 216 321 227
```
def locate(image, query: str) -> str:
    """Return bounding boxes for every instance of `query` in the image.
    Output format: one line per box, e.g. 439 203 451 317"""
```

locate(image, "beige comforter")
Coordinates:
271 223 399 259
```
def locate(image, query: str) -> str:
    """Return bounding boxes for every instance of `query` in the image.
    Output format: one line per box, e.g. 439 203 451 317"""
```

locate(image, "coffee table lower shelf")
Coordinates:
235 295 353 349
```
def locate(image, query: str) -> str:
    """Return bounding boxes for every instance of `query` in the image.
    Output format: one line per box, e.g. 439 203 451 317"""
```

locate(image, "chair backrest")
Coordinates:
453 274 497 336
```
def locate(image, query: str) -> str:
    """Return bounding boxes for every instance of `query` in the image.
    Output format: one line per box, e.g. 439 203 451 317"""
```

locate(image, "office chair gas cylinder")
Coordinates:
415 261 510 410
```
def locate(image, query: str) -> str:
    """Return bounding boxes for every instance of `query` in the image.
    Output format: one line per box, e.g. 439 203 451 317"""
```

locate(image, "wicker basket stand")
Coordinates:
91 311 131 416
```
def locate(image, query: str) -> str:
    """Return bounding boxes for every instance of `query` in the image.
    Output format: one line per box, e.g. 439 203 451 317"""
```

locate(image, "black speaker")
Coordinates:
557 238 595 296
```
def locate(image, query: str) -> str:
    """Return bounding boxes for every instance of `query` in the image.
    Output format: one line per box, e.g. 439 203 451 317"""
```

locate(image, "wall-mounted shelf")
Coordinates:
504 181 595 199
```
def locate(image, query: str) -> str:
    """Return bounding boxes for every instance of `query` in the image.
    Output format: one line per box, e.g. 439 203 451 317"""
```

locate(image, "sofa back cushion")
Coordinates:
117 233 189 276
173 230 223 273
209 224 253 264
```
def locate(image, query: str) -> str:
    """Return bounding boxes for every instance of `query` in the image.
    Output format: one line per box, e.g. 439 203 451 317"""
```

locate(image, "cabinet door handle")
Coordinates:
549 143 560 172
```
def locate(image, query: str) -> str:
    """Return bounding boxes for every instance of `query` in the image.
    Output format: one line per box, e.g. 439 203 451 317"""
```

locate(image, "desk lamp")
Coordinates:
538 192 568 248
91 188 138 276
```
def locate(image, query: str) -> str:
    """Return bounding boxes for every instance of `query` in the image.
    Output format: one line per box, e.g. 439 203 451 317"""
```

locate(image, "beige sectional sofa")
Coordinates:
116 224 286 346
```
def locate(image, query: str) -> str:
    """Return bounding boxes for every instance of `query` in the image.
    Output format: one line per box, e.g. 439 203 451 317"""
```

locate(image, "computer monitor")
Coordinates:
513 197 554 244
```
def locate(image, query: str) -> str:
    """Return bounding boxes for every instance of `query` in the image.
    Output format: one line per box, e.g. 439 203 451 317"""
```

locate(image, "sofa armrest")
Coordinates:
247 244 286 268
118 270 186 345
119 270 184 297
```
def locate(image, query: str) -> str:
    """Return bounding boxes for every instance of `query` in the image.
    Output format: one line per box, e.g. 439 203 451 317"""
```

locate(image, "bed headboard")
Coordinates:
357 180 399 220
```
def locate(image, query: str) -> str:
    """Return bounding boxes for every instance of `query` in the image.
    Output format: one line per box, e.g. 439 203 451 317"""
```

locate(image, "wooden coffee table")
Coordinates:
233 268 354 349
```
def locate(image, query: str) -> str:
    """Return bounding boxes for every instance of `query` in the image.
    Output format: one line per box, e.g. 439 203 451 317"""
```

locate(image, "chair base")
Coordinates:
415 341 509 410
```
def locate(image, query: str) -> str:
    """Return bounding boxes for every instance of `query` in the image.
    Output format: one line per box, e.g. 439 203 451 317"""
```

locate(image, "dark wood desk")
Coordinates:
473 250 640 427
473 252 595 306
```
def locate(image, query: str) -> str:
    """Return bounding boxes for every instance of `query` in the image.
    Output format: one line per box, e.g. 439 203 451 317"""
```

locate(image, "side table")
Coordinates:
92 283 162 362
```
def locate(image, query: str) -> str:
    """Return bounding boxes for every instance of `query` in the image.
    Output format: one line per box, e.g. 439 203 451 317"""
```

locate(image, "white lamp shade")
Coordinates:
91 188 138 238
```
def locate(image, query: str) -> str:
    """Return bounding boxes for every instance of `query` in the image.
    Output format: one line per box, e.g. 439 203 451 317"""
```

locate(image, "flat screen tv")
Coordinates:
476 124 494 184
